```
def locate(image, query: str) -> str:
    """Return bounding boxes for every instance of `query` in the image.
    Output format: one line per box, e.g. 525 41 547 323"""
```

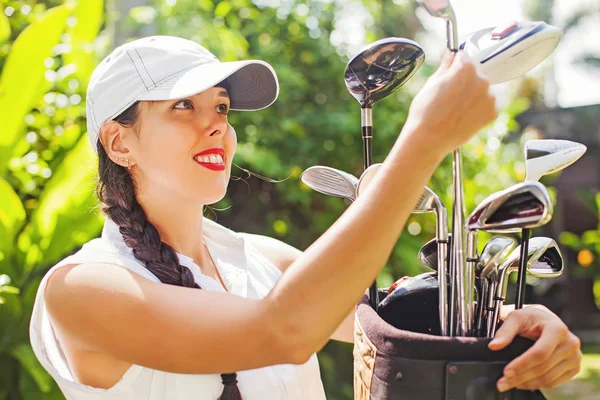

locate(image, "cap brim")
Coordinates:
137 60 279 110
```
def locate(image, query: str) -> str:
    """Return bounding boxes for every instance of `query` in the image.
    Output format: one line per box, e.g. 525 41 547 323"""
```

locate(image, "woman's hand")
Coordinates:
488 304 582 392
403 50 498 155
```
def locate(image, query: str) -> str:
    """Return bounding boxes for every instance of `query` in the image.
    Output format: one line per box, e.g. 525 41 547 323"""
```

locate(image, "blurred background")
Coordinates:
0 0 598 399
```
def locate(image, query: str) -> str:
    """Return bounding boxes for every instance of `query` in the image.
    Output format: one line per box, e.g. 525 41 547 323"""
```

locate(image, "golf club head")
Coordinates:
487 237 563 336
466 181 553 233
461 21 562 85
300 166 358 201
356 163 382 197
525 139 587 182
478 236 518 280
378 272 441 335
414 186 441 213
417 0 457 21
344 38 425 108
418 233 452 271
417 0 459 50
496 237 563 293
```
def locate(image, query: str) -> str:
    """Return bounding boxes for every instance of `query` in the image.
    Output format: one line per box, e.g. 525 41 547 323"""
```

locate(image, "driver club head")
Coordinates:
461 21 562 85
344 38 425 108
378 272 441 335
525 139 587 182
466 181 553 234
300 166 358 201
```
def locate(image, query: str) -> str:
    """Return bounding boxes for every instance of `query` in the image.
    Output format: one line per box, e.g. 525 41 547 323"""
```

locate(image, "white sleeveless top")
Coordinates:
29 216 327 400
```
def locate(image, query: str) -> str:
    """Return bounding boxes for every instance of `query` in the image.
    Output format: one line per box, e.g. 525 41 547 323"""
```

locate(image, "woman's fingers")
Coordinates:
499 341 582 391
488 305 583 392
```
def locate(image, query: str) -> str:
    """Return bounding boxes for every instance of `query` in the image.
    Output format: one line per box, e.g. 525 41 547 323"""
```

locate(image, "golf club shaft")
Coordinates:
515 228 531 309
485 278 497 337
362 107 377 310
474 278 488 337
445 9 466 336
466 230 477 336
452 149 469 335
437 239 449 336
446 19 459 52
437 205 449 336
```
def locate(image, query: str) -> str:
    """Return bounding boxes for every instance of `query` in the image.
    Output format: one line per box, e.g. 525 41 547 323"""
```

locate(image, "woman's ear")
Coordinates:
99 121 136 167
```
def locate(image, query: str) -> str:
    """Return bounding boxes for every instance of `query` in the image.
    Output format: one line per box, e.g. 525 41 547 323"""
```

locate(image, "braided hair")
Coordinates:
95 82 242 400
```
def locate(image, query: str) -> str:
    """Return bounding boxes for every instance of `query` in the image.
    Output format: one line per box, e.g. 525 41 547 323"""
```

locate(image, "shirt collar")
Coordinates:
100 216 248 295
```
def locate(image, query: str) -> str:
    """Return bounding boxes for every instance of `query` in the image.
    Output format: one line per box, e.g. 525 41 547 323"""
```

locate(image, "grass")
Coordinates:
544 346 600 400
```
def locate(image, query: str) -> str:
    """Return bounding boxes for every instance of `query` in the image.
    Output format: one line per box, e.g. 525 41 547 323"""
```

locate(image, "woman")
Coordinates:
29 36 581 399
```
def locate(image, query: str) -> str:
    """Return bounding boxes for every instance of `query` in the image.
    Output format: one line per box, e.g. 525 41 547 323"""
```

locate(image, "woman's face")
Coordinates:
130 86 236 206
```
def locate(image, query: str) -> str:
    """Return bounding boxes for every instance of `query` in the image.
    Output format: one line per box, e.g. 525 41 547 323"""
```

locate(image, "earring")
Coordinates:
117 157 132 170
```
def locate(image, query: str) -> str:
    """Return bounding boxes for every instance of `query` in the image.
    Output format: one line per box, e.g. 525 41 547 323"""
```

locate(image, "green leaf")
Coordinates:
63 0 103 86
215 1 232 17
10 344 53 393
0 176 26 244
0 286 20 295
559 231 582 250
582 230 600 245
27 134 103 270
0 11 10 42
0 4 71 176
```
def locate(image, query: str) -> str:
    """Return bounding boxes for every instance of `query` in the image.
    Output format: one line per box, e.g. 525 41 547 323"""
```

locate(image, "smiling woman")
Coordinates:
27 32 581 400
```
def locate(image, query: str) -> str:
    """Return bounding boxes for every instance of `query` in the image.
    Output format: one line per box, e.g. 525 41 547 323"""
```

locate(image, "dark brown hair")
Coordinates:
95 81 242 400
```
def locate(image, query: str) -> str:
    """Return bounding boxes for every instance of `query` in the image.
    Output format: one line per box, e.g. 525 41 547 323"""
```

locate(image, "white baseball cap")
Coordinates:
86 35 279 154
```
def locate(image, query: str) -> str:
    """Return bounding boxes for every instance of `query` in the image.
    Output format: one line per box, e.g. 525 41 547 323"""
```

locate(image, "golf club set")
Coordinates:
301 0 586 339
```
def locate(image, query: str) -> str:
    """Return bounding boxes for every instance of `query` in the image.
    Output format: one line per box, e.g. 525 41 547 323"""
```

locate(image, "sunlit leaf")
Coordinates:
559 231 582 250
0 178 26 264
63 0 103 85
27 134 103 270
0 11 11 42
0 5 70 176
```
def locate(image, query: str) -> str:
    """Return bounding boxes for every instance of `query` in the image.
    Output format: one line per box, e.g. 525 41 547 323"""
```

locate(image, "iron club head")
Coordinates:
466 181 553 234
300 166 358 201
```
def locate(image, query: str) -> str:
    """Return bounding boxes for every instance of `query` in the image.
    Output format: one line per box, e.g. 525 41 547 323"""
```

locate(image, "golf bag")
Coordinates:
353 291 547 400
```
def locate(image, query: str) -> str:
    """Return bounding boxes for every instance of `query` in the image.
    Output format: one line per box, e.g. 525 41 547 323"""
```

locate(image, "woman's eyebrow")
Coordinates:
217 90 230 99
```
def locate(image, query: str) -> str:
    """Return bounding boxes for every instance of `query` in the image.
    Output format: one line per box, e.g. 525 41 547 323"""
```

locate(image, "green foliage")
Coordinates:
0 1 103 398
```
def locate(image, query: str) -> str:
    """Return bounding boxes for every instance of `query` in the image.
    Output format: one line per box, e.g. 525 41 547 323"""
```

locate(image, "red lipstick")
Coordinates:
193 148 225 171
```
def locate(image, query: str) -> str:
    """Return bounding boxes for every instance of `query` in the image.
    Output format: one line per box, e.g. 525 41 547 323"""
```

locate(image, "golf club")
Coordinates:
300 166 358 201
356 162 450 334
466 181 553 336
461 21 562 85
488 237 563 337
417 0 467 337
473 236 517 337
378 272 441 335
345 38 425 310
513 139 587 310
344 37 425 171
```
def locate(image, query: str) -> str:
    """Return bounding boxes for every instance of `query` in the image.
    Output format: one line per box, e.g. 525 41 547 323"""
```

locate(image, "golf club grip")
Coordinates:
515 229 531 309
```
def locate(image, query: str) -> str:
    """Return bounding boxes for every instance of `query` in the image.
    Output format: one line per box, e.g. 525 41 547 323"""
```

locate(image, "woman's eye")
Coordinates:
217 104 230 115
173 99 194 110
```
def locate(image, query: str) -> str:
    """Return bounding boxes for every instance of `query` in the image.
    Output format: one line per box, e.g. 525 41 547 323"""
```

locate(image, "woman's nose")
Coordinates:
204 117 228 137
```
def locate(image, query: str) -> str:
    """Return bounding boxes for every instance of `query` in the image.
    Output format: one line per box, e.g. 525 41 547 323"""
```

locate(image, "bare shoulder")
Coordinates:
238 233 303 274
44 261 295 374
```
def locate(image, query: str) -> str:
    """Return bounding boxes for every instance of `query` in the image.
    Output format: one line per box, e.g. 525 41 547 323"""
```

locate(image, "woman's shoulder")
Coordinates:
47 237 160 284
